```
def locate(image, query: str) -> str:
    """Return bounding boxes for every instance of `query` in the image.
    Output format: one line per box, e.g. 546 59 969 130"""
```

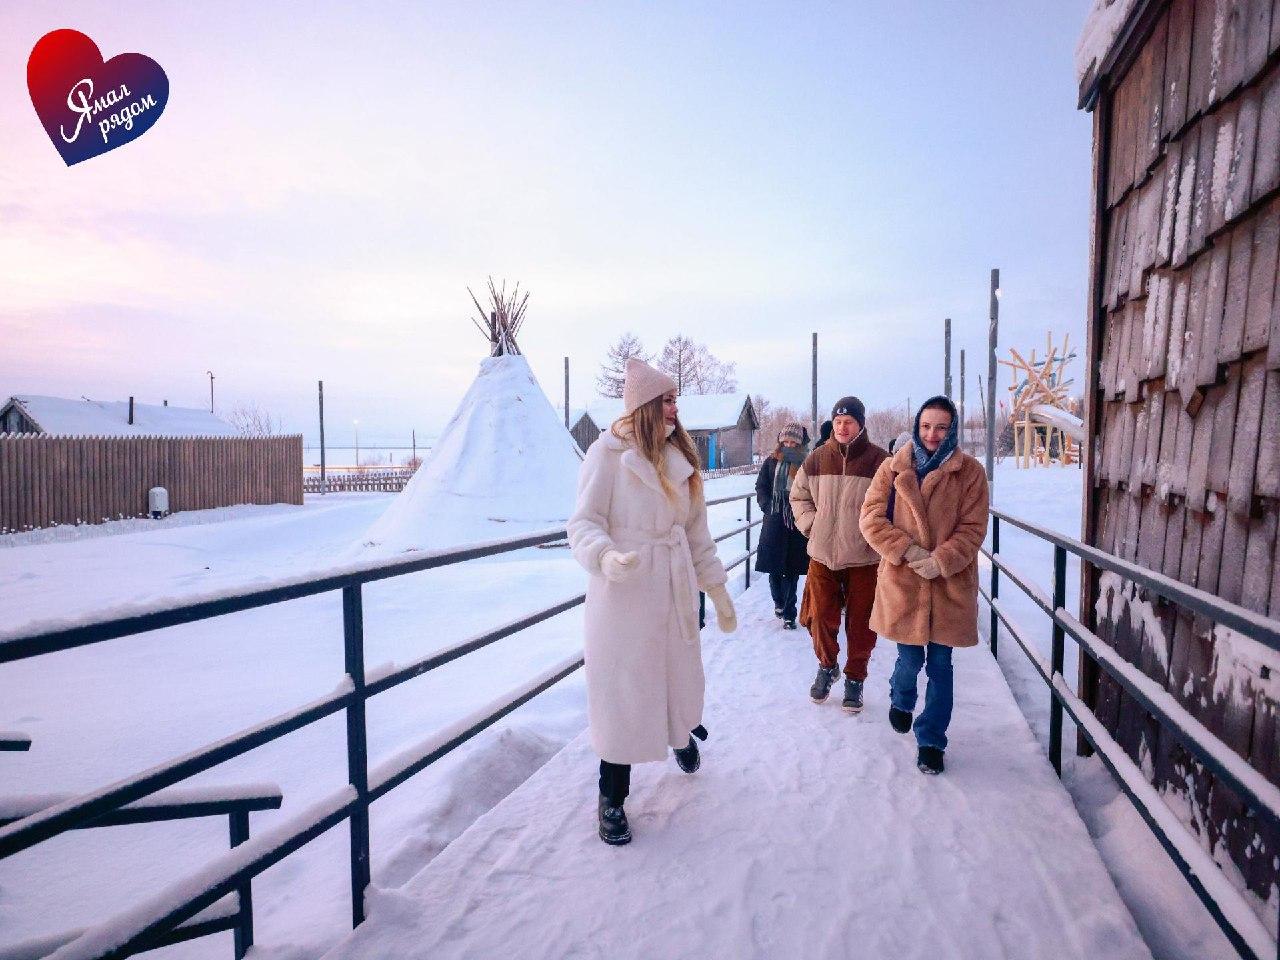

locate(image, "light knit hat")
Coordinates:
623 358 678 415
778 422 806 445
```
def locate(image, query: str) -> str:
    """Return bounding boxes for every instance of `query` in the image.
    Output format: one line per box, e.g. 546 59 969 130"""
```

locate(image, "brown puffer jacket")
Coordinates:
788 430 889 570
858 444 990 647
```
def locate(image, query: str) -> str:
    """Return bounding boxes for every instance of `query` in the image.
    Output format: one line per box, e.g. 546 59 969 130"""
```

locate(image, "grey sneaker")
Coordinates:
842 679 864 714
810 665 839 703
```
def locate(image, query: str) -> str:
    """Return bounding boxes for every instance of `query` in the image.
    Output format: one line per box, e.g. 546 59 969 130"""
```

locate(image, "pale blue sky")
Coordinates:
1 1 1093 444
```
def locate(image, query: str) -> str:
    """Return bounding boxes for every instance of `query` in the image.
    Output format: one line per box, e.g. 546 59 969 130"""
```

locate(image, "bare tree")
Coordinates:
657 336 737 395
863 406 911 448
227 401 280 436
597 332 650 398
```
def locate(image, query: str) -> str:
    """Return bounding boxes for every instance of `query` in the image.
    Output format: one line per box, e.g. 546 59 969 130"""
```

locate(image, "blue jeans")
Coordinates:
889 643 954 750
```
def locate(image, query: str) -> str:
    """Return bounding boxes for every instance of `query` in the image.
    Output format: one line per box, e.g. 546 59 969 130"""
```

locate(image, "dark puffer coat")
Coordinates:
754 456 810 577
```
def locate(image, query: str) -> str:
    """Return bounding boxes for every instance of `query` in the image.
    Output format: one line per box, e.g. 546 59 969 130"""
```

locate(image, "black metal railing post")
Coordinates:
699 591 706 630
229 810 253 959
989 515 1000 658
744 500 752 589
342 585 371 927
1049 544 1067 777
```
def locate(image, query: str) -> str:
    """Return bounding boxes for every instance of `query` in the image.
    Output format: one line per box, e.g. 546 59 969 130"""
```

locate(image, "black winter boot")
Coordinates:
841 679 864 714
889 707 913 734
598 795 632 845
782 618 797 630
674 725 708 774
917 746 945 775
810 665 839 703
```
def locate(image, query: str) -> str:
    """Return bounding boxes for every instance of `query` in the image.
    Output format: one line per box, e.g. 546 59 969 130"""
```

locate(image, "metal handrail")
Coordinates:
981 510 1280 960
1 491 760 960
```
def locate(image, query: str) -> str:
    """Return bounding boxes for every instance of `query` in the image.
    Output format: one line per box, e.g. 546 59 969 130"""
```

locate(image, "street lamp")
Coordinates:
206 370 215 412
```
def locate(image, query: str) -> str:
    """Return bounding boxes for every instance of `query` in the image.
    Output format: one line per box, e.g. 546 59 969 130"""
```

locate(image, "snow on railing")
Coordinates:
979 508 1280 960
0 492 762 960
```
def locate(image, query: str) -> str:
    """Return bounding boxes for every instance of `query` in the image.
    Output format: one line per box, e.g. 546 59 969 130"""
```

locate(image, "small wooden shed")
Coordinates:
1078 0 1280 925
570 394 758 469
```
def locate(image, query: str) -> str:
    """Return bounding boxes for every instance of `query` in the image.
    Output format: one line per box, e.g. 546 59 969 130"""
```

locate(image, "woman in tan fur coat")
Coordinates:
859 396 989 775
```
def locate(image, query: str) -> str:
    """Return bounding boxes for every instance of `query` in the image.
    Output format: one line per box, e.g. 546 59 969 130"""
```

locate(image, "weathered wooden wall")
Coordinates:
1085 0 1280 917
0 435 304 533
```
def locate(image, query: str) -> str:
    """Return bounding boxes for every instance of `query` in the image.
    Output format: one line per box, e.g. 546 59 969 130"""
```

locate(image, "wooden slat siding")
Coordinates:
1228 87 1262 227
1163 0 1196 139
1258 369 1280 499
1206 98 1237 236
1172 121 1202 267
1130 396 1151 493
1208 363 1243 499
1243 0 1272 86
1142 383 1168 488
1130 179 1161 299
2 440 11 533
1219 219 1254 363
1156 144 1182 266
1212 96 1240 234
1144 14 1169 177
1187 0 1220 120
1127 299 1148 403
1144 272 1172 378
1244 200 1278 352
1176 253 1211 406
1189 111 1220 258
1254 69 1280 204
1196 239 1232 388
1185 383 1218 513
1219 0 1249 98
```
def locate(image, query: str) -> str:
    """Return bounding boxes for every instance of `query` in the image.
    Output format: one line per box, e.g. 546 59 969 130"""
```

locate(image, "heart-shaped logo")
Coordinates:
27 29 169 166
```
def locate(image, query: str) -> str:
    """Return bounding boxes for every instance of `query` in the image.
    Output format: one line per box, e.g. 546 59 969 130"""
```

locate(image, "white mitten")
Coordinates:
705 584 738 634
600 550 639 583
903 543 930 565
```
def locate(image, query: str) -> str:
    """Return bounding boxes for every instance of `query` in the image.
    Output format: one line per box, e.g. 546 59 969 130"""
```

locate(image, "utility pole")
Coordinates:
354 419 360 468
318 380 326 495
811 332 818 442
959 350 966 453
986 268 1000 482
207 370 215 412
564 356 570 429
412 429 417 467
944 318 952 399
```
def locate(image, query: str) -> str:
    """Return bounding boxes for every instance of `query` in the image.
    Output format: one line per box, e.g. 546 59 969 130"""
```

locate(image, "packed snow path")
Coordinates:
325 577 1152 960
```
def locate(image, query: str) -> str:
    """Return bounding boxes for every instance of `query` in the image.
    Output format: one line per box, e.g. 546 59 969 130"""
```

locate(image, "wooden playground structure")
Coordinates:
998 332 1084 468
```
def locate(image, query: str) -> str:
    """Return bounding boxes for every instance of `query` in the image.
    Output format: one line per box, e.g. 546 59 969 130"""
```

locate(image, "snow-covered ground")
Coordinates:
0 464 1253 959
323 574 1152 960
0 477 754 959
983 464 1241 959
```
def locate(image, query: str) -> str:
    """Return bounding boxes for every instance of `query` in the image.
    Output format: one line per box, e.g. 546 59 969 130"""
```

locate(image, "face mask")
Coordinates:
781 446 805 464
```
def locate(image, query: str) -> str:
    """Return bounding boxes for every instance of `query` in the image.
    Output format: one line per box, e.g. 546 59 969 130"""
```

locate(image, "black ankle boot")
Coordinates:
674 726 708 774
889 707 913 734
917 746 945 775
598 795 631 845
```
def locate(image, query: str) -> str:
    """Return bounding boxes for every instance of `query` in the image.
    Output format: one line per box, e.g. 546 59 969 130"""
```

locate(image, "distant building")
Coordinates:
0 395 239 437
569 393 758 469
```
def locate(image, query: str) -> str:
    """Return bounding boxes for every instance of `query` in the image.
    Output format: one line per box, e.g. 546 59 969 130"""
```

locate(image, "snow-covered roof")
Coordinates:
1075 0 1140 99
4 394 240 437
576 393 754 432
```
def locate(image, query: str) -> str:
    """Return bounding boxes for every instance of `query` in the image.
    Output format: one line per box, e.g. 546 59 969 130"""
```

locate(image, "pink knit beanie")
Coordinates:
623 358 678 415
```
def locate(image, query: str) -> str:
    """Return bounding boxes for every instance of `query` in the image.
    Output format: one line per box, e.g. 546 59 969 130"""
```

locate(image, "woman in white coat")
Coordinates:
568 358 738 845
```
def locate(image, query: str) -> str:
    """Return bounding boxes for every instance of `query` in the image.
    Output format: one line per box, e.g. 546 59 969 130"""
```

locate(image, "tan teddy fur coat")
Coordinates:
858 444 990 648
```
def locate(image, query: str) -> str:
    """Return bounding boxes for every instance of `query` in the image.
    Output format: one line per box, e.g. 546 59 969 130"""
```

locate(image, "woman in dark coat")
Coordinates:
754 422 811 628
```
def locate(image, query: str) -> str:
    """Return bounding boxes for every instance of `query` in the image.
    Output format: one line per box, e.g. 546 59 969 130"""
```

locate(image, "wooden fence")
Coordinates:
0 435 303 534
303 469 414 493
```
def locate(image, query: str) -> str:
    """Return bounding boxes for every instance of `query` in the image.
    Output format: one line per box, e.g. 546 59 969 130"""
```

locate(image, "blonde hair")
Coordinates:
611 394 704 502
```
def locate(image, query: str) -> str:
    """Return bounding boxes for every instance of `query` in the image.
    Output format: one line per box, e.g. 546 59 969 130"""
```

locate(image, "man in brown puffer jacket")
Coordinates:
789 396 889 713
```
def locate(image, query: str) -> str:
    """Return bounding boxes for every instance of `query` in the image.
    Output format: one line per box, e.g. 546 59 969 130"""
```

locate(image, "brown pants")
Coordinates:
799 559 879 681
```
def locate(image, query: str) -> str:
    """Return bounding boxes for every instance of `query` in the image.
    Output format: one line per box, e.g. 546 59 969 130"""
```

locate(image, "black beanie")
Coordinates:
831 396 865 428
